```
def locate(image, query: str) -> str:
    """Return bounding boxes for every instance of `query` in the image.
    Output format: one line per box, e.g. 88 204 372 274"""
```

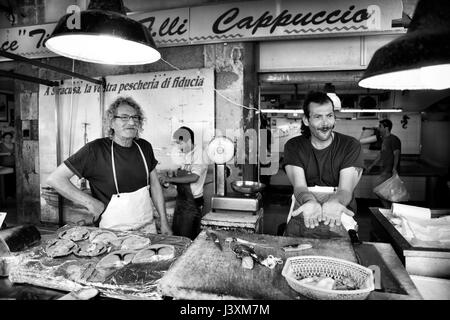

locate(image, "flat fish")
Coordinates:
58 226 90 242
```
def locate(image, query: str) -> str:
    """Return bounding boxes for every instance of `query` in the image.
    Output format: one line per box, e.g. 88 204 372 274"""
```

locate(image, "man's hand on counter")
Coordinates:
293 200 322 229
321 200 354 228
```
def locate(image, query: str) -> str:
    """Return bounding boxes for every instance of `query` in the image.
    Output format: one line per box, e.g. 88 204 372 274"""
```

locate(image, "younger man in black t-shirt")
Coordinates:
367 119 401 181
282 91 364 239
367 119 402 208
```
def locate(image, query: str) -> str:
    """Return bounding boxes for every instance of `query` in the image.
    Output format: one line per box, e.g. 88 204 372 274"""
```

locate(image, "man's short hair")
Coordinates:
303 91 334 118
173 126 194 145
379 119 393 132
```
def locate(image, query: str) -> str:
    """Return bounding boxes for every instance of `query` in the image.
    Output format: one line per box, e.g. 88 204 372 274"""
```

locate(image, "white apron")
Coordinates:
286 186 357 230
99 141 157 233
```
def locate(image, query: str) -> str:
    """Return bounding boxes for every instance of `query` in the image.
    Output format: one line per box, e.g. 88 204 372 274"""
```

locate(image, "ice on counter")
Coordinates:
391 203 431 220
403 216 450 247
379 204 450 248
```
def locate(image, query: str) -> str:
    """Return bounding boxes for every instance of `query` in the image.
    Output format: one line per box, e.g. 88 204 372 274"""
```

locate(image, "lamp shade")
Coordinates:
45 0 160 65
359 0 450 90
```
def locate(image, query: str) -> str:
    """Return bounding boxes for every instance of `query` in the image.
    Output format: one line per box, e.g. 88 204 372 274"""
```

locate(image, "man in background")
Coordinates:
160 126 208 240
0 132 16 199
367 119 402 207
367 119 401 178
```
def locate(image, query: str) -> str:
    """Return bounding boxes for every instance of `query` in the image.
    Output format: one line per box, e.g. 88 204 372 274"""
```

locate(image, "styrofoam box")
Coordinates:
410 275 450 300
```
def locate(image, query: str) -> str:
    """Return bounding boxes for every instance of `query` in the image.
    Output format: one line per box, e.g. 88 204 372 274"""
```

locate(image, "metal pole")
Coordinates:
0 50 103 86
257 87 261 183
99 77 106 137
0 70 59 87
54 88 65 226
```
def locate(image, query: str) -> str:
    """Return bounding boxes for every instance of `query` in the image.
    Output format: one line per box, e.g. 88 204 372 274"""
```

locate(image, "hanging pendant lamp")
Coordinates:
359 0 450 90
45 0 160 65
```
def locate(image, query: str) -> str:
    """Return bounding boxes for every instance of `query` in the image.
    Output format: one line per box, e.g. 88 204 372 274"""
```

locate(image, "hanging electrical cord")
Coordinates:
159 56 258 112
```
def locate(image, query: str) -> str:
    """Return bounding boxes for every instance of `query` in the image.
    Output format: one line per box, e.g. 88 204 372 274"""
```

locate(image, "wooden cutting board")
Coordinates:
158 230 357 300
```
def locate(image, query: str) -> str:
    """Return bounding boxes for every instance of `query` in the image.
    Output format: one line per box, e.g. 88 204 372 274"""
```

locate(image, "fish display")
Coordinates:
58 226 90 242
45 238 77 258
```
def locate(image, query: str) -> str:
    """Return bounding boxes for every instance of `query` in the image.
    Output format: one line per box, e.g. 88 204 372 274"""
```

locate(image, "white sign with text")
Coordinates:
1 0 403 61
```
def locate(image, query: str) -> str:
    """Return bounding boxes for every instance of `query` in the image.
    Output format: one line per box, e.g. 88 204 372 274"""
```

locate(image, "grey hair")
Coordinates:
106 96 145 139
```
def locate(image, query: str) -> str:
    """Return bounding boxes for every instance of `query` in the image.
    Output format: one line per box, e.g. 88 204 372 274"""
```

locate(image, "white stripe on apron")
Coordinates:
99 141 156 233
286 186 336 223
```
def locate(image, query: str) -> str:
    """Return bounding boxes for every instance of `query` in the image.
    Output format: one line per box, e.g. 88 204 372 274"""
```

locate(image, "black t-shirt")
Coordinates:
65 137 158 206
380 134 401 174
283 132 363 186
282 132 363 212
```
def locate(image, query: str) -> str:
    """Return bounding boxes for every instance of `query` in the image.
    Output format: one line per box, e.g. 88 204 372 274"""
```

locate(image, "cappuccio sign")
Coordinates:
0 0 403 61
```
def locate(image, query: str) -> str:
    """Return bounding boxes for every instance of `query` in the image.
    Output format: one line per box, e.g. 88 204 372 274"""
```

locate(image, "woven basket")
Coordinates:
282 256 375 300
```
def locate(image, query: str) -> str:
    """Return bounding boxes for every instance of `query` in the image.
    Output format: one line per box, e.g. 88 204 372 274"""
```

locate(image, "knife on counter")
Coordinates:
341 214 362 245
282 243 313 252
206 230 223 251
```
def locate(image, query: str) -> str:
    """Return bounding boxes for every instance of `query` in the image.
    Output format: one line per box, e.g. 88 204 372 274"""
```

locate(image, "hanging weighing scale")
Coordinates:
206 136 235 197
201 136 265 233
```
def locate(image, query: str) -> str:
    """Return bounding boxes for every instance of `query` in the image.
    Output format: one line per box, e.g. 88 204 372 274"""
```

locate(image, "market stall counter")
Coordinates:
0 224 191 300
158 230 422 300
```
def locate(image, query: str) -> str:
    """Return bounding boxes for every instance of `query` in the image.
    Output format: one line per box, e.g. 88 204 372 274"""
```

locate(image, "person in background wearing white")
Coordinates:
159 126 208 239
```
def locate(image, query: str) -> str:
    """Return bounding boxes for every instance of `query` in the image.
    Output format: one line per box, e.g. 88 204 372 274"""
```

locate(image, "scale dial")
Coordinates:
206 136 235 164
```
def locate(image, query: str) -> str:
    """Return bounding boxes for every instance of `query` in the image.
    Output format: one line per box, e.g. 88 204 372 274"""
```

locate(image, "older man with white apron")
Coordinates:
46 97 172 235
